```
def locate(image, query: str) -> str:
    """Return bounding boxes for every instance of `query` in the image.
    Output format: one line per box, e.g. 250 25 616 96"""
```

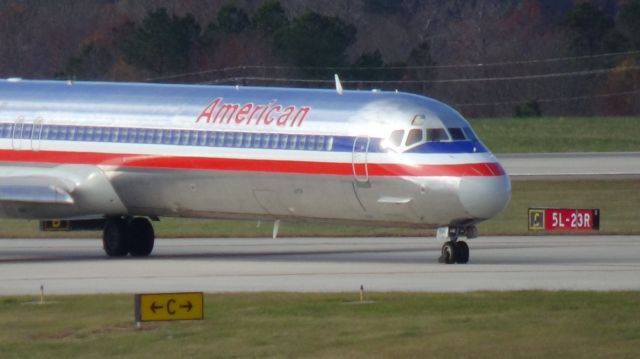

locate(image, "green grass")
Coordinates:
469 117 640 153
1 180 638 238
1 292 639 358
477 180 640 235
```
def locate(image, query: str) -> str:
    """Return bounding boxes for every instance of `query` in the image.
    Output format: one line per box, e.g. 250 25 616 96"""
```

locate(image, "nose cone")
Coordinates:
458 174 511 220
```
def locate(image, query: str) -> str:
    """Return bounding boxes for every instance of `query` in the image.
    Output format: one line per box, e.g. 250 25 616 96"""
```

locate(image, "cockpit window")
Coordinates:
405 129 423 147
448 128 466 141
389 130 404 147
463 127 477 141
427 128 450 142
411 115 426 126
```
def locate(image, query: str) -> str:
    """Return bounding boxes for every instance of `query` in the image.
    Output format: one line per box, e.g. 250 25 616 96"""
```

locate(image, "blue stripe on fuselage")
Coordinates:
331 137 487 154
402 141 489 154
0 122 488 155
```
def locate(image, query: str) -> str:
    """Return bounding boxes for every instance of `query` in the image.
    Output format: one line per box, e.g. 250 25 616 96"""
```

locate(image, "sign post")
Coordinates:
528 208 600 231
135 292 204 324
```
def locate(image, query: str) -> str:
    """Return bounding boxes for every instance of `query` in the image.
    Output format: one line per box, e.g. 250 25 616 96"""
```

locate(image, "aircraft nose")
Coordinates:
458 173 511 220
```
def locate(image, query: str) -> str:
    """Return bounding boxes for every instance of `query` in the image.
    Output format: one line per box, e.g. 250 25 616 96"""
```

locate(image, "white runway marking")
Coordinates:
0 236 639 294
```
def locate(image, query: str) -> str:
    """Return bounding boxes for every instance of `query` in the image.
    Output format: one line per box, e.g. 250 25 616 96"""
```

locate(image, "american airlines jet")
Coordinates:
0 78 510 264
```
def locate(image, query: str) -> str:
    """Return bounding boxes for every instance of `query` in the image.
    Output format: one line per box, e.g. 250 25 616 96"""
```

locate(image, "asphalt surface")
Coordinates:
1 236 639 295
497 152 640 180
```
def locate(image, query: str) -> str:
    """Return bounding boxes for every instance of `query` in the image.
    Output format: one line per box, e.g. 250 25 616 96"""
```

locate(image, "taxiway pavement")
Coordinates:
0 236 639 295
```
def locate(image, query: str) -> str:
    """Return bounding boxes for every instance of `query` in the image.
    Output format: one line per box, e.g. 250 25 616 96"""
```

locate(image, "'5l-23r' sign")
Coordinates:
528 208 600 231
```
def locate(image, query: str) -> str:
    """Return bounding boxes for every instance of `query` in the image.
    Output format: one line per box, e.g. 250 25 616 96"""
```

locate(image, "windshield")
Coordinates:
383 114 474 152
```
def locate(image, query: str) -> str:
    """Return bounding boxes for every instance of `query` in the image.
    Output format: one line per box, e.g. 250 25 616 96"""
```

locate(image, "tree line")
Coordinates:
1 0 639 117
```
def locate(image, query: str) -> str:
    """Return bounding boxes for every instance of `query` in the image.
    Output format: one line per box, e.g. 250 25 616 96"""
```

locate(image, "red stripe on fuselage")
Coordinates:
0 149 506 177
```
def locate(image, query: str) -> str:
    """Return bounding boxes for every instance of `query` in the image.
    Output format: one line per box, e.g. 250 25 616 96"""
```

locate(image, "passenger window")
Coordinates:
206 132 216 146
297 135 306 150
262 134 270 148
280 134 288 149
21 124 33 139
146 129 157 144
162 130 173 145
179 130 190 145
389 130 404 147
56 126 66 140
76 127 86 141
307 136 316 150
216 132 225 147
252 134 262 148
289 135 297 149
6 123 15 138
326 137 334 151
40 125 49 140
189 131 199 146
235 133 244 147
316 136 325 151
198 131 207 146
427 128 450 142
102 128 112 142
128 128 138 143
172 130 181 145
448 128 466 141
48 126 58 140
224 132 235 147
154 129 163 144
68 127 77 141
94 127 103 142
405 129 423 146
271 134 280 149
110 128 119 142
243 133 252 148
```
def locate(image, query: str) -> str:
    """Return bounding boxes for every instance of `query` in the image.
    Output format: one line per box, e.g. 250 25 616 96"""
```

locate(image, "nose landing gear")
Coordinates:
437 226 474 264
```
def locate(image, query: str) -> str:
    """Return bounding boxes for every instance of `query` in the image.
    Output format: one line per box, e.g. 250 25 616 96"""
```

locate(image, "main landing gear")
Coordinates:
437 226 476 264
103 217 155 257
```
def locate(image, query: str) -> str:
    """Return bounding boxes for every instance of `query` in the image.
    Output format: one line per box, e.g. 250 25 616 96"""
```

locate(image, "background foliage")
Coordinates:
1 0 640 117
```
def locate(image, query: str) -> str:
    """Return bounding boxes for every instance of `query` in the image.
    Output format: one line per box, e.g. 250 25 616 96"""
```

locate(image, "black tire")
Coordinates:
441 241 457 264
128 217 155 257
455 241 469 264
103 219 129 257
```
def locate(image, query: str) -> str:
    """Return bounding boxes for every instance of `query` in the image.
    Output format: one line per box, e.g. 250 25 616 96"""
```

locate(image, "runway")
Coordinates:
497 152 640 180
1 236 639 295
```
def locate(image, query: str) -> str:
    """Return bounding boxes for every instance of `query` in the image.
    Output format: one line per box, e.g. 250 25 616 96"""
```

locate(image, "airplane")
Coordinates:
0 78 510 264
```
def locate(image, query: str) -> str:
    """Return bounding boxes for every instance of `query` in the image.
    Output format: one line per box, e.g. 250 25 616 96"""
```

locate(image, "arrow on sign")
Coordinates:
180 301 193 312
150 302 164 313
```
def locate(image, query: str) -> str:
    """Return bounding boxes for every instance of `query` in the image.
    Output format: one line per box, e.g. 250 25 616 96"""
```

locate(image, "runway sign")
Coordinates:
528 208 600 231
135 292 204 322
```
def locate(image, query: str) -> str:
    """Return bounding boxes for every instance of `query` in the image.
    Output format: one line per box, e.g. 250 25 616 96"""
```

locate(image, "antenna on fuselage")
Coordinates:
334 74 344 95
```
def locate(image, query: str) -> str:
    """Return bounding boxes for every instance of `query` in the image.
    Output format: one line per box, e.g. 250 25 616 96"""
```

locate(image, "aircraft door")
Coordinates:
352 136 370 183
12 117 42 151
11 117 24 150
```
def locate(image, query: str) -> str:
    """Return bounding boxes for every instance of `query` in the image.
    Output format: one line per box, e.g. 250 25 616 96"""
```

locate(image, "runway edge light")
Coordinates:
134 292 204 327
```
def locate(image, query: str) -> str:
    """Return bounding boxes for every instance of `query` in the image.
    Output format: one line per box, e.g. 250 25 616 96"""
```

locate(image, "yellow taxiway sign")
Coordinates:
135 292 204 322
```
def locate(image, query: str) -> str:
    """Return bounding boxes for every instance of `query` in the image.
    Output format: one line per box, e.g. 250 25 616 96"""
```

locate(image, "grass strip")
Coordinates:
1 292 639 358
469 116 640 153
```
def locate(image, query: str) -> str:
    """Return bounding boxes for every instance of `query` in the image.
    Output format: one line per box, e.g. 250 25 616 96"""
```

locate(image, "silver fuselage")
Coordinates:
0 80 510 228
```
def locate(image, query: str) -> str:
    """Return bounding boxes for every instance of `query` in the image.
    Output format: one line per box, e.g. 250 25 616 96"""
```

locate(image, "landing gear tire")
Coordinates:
103 218 129 257
128 217 155 257
455 241 469 264
439 241 458 264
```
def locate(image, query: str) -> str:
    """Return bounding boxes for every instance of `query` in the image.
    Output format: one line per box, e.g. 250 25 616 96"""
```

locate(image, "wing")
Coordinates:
0 176 74 205
0 165 127 219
